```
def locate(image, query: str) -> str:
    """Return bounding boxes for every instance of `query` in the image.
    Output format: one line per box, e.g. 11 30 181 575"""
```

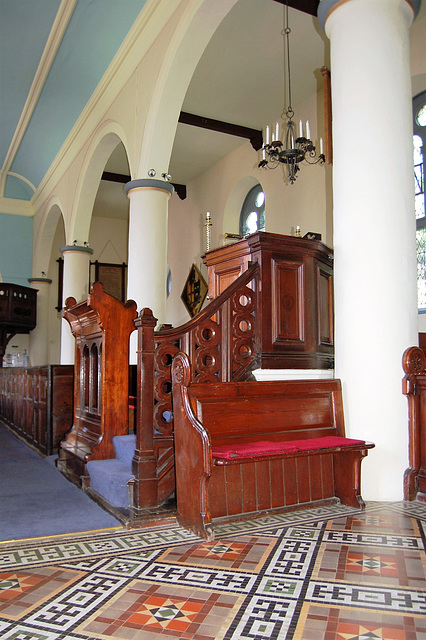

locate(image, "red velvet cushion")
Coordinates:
212 440 298 460
287 436 366 451
212 436 366 461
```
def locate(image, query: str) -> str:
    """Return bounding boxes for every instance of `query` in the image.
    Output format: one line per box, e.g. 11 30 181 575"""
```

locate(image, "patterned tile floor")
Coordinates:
0 501 425 639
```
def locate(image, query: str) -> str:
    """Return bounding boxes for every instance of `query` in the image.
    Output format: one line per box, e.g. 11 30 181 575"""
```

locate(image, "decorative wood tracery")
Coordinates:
58 282 137 485
132 263 260 509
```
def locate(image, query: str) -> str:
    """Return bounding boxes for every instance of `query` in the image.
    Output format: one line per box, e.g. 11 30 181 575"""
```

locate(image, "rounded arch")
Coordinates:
222 175 261 239
69 121 130 243
33 197 66 277
137 0 239 178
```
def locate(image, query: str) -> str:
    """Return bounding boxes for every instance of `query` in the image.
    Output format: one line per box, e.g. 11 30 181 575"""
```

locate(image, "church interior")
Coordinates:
1 0 426 638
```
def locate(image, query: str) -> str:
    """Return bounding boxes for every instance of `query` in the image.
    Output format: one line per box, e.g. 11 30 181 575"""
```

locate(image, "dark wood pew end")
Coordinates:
172 352 374 541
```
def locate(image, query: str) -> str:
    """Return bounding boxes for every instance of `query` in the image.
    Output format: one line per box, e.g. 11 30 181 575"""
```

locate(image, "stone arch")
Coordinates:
137 0 239 178
69 122 130 244
33 198 66 277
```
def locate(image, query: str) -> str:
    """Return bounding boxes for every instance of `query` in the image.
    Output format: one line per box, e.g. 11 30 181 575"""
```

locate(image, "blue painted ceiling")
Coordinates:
0 0 146 201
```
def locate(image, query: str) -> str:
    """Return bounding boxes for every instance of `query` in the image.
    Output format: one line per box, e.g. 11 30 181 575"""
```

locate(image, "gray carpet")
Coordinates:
0 421 121 541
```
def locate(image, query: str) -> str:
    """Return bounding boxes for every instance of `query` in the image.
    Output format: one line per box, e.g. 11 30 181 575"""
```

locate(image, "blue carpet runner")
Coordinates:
0 421 121 541
86 434 136 507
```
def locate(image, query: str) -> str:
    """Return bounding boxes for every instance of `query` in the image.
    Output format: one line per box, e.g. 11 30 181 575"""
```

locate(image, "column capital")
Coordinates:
28 277 52 284
60 244 94 255
125 178 174 198
318 0 421 31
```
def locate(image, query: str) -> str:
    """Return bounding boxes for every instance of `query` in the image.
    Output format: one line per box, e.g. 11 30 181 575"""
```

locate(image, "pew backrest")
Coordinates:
187 378 345 445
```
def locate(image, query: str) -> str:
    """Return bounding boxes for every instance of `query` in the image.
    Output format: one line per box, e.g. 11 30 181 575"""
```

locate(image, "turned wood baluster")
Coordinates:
132 308 159 509
402 346 426 501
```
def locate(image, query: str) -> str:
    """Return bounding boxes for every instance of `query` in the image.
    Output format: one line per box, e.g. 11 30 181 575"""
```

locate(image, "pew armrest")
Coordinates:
172 352 214 540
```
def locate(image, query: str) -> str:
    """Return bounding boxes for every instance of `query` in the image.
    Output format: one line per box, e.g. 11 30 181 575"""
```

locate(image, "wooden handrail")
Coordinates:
132 262 261 509
153 262 260 339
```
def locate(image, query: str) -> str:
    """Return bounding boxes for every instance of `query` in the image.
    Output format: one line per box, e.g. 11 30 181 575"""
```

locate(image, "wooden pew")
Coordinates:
172 352 374 540
58 282 137 486
402 346 426 502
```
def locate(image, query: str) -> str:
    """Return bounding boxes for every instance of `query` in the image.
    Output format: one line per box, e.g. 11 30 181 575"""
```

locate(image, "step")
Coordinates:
113 434 136 465
86 458 134 507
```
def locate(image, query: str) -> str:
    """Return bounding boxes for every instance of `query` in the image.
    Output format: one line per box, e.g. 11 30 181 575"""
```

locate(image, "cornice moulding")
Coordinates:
0 197 34 217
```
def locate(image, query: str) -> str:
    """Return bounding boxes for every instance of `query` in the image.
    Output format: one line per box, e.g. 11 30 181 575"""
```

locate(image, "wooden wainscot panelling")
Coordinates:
317 264 334 348
272 258 304 346
203 237 251 299
0 365 73 456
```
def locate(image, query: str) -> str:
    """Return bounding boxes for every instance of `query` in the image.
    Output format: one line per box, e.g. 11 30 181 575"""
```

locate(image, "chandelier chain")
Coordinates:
283 2 293 121
258 0 325 184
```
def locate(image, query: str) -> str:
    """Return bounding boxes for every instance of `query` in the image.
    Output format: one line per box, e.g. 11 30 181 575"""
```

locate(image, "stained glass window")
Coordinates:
414 92 426 310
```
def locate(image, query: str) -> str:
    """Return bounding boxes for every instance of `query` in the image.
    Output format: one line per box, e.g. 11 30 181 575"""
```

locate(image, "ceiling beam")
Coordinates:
271 0 319 17
179 112 263 151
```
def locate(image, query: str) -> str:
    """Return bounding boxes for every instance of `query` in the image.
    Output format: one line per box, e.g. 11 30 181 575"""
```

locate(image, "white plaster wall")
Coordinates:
89 217 128 265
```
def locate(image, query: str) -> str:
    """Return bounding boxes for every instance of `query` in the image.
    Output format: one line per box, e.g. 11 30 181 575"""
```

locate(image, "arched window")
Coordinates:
239 184 265 237
414 91 426 310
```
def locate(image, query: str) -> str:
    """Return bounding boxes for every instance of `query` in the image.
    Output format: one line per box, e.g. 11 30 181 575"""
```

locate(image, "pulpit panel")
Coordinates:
272 259 304 345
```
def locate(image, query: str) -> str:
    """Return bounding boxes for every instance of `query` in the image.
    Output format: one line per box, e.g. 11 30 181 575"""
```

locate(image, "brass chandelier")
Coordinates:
258 1 324 184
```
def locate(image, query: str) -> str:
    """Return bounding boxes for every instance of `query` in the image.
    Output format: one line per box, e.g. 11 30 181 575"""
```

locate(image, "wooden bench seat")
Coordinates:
171 352 374 540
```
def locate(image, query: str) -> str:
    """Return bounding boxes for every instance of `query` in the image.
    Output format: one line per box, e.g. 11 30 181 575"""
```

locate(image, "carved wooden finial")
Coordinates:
402 346 425 375
172 352 191 387
139 307 158 325
64 296 77 310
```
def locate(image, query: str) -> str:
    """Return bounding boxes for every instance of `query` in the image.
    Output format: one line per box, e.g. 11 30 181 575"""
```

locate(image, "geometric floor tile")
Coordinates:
157 535 276 573
225 594 298 640
0 625 61 639
293 603 426 639
326 512 422 537
0 567 83 621
0 502 425 640
77 580 245 639
313 543 426 588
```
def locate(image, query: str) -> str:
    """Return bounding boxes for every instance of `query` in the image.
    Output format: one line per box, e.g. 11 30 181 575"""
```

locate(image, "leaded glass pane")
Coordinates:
417 104 426 127
417 228 426 309
414 135 424 220
239 185 266 237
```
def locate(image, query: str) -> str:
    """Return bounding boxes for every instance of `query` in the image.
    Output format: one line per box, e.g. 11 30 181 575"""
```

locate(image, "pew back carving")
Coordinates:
58 282 137 485
132 263 261 509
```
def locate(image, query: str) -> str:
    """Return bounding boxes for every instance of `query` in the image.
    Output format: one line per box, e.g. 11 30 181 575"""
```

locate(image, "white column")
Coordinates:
59 244 94 364
319 0 421 500
125 179 174 360
28 277 52 366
